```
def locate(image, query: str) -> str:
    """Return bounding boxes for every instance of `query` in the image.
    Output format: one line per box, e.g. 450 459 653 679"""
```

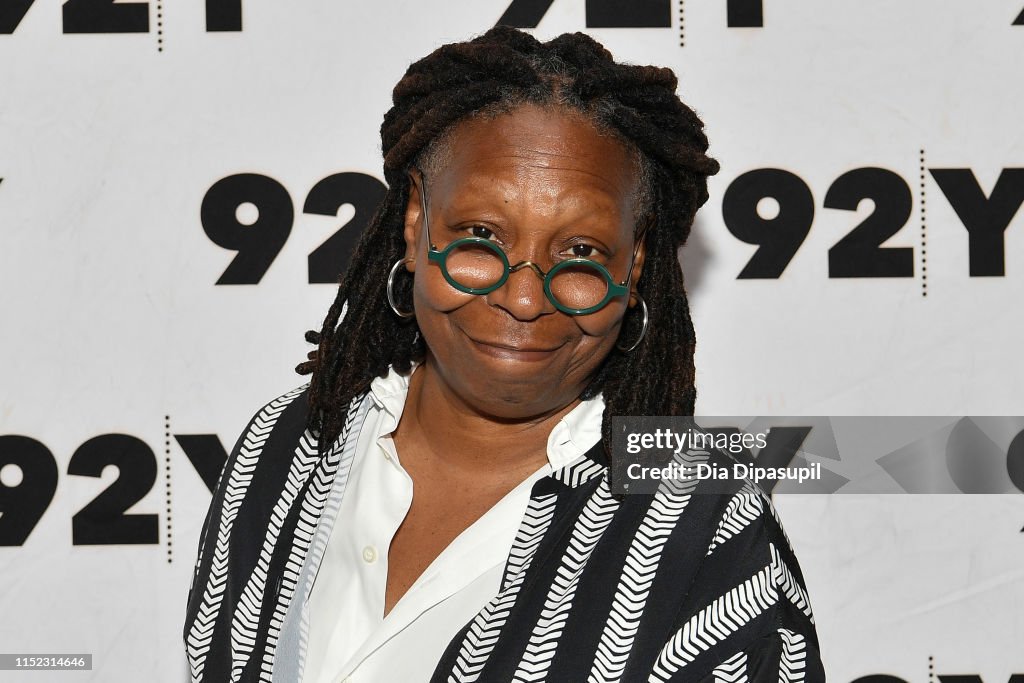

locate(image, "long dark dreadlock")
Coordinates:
296 26 720 465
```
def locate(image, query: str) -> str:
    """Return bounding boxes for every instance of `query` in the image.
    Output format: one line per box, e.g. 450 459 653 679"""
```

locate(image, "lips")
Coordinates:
465 334 566 361
471 339 563 353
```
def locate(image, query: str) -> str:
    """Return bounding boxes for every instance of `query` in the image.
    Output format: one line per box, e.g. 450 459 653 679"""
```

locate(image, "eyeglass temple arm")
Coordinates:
410 168 438 251
620 217 652 287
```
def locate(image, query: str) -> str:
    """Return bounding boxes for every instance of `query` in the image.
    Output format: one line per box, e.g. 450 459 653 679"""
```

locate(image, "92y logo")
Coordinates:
201 172 387 285
0 0 242 34
853 673 1024 683
0 434 160 546
498 1 1024 30
0 432 229 547
496 0 764 28
723 167 1024 279
498 0 672 28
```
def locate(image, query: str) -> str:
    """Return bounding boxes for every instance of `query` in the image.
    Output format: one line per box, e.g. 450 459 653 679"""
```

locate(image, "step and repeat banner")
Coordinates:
2 0 1023 680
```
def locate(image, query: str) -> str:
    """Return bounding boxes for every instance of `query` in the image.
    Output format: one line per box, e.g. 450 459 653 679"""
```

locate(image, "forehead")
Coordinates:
426 104 640 213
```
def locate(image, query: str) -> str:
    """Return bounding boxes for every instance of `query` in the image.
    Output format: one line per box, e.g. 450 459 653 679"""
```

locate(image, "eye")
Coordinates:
569 243 598 258
469 225 497 241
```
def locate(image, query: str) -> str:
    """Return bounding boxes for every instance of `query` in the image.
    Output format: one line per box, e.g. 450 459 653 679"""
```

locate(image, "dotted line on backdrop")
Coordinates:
679 0 685 47
920 149 928 298
928 655 935 683
156 0 163 52
165 415 172 564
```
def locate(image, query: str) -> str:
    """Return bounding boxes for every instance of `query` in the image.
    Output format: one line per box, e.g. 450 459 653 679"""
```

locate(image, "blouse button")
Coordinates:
361 545 378 563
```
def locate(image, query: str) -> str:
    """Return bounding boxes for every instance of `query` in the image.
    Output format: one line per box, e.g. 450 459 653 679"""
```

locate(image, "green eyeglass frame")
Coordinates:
412 170 647 316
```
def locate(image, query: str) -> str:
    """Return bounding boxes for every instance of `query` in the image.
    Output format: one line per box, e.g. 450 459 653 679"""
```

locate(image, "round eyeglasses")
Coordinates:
413 172 647 316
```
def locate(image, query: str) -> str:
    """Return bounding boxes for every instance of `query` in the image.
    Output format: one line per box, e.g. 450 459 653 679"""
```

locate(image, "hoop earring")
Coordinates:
616 294 648 353
387 257 415 319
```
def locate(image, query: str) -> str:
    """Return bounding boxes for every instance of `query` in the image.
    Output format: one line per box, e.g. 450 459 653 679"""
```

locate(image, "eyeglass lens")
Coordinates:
444 242 610 310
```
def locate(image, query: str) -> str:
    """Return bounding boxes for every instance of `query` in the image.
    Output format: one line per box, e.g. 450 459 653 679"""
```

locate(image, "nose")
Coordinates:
484 260 554 321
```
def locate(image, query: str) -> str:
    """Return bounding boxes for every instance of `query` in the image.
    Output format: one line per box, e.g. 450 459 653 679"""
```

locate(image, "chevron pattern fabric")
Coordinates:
184 386 825 682
511 478 621 682
710 651 748 683
706 482 766 557
227 428 320 681
778 629 809 683
588 468 702 683
447 493 559 683
258 395 367 682
185 385 305 682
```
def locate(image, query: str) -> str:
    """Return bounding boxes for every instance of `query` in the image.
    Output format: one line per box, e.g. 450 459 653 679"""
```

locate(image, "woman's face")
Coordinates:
402 103 646 420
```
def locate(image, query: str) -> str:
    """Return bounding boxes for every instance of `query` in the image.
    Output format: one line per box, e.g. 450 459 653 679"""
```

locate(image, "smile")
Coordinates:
466 336 565 362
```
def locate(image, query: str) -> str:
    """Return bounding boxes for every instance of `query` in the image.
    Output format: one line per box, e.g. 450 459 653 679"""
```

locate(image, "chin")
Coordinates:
476 395 555 421
460 372 575 420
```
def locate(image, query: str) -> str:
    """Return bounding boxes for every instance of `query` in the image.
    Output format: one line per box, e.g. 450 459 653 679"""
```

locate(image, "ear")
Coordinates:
627 220 650 308
402 171 424 272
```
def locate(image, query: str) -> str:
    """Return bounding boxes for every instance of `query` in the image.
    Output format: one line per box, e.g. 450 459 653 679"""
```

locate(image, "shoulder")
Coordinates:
186 382 316 600
187 383 314 556
228 384 312 459
183 383 367 680
463 453 823 682
183 383 313 679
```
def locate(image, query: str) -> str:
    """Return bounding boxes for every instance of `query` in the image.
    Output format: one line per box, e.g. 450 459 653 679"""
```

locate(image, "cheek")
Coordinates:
413 267 474 314
571 298 630 341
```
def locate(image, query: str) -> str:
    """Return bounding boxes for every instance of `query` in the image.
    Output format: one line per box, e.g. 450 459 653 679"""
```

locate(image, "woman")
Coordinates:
184 27 825 682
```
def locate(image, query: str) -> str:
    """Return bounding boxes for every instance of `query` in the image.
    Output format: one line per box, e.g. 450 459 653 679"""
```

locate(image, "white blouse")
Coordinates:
302 366 605 683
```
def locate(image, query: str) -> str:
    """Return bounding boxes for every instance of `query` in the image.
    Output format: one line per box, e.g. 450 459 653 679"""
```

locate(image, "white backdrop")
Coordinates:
1 0 1023 680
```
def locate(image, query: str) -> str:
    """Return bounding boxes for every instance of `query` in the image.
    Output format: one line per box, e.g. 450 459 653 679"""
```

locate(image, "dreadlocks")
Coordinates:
296 26 720 464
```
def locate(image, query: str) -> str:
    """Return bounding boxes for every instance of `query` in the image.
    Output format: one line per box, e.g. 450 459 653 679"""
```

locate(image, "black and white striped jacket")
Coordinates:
184 385 825 682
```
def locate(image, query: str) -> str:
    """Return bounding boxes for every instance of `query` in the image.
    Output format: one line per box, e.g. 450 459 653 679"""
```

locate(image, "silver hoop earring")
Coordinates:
616 294 648 353
387 257 415 319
